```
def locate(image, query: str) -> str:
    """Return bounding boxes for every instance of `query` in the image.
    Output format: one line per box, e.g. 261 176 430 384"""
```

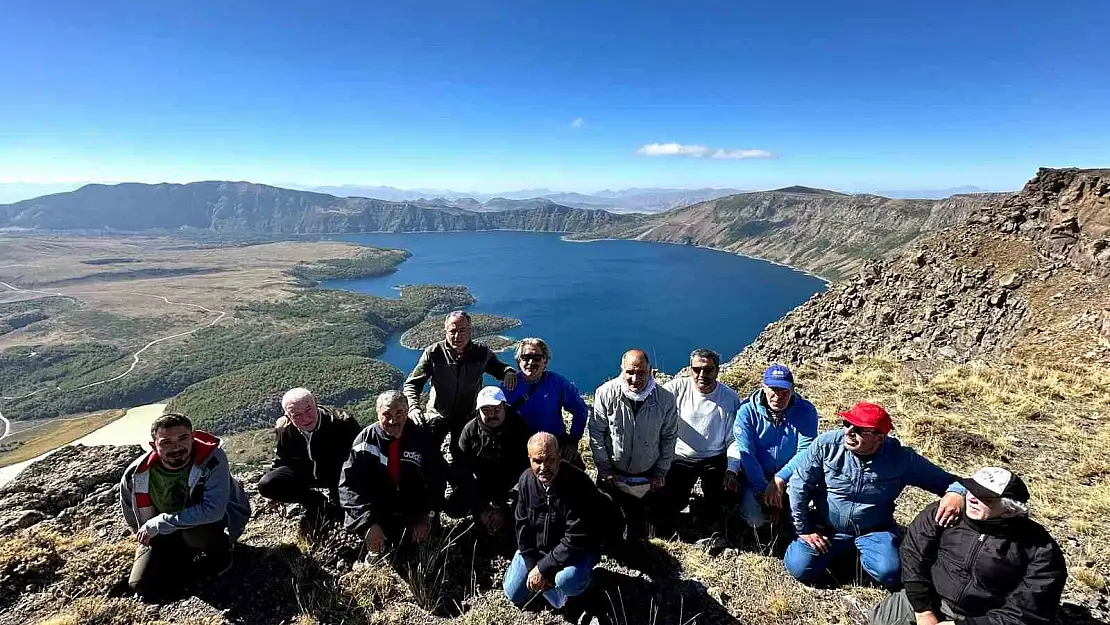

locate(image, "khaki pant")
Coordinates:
128 522 231 599
869 590 960 625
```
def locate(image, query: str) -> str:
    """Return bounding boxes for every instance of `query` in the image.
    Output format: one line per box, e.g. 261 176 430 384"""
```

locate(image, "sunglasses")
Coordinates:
843 420 882 436
690 366 718 375
519 354 545 362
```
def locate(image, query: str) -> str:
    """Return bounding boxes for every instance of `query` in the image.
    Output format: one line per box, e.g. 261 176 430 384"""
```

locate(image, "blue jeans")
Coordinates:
503 550 597 609
783 529 901 589
738 484 767 526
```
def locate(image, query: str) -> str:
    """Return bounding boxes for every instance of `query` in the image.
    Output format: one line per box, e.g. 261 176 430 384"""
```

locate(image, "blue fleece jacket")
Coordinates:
726 389 819 493
788 429 965 536
500 370 589 440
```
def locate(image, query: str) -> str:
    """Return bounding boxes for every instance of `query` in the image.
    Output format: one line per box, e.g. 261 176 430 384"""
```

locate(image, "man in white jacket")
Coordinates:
119 412 251 600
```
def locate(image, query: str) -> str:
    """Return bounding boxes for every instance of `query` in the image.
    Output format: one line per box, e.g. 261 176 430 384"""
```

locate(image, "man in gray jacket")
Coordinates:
120 412 251 600
589 349 679 543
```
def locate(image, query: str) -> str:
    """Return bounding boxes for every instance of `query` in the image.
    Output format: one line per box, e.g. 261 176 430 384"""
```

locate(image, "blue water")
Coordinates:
323 232 826 393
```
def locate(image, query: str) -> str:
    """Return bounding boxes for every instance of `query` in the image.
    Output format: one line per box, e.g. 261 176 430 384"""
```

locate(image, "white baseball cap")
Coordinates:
476 386 507 409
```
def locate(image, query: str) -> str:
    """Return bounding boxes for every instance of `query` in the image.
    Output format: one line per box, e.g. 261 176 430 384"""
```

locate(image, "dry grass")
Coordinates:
0 528 135 600
0 410 126 467
34 597 223 625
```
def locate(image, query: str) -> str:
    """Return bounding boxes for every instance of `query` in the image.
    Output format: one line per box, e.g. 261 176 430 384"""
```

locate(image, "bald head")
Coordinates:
620 349 652 392
281 387 319 431
527 432 560 485
622 349 649 367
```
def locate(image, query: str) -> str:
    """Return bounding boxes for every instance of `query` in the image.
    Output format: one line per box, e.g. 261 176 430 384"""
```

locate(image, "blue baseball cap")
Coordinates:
762 364 794 389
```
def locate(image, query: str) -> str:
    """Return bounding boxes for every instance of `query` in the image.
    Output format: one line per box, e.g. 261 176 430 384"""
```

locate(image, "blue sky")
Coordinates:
1 1 1107 194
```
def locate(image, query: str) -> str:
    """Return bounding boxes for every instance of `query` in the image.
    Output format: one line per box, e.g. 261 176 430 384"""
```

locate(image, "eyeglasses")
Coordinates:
843 420 882 436
690 366 717 375
519 354 545 362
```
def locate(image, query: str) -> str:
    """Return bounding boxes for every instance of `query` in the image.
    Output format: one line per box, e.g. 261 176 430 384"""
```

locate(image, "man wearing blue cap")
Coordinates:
725 364 819 528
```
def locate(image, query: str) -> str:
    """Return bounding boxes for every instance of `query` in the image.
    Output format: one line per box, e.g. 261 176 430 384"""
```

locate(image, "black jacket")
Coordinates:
515 461 613 578
338 422 447 536
273 406 363 489
901 501 1067 625
455 412 530 512
403 340 514 427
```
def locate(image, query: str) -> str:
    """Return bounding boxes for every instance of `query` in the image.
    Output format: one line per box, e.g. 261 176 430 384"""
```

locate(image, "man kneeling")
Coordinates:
870 468 1067 625
504 433 609 610
120 412 252 600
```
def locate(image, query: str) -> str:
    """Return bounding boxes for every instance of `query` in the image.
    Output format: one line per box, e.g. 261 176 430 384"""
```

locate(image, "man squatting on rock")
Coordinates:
120 412 251 599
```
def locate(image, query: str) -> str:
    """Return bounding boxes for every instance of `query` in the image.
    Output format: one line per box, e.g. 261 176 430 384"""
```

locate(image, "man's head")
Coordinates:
620 349 651 392
516 338 550 382
444 311 472 351
838 402 892 456
281 387 319 431
376 390 408 439
689 348 720 394
475 385 508 428
150 412 194 470
527 432 561 486
761 364 794 412
961 467 1030 521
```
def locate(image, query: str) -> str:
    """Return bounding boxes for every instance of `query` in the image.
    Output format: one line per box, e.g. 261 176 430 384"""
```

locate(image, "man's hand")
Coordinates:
799 532 830 554
137 527 151 546
413 516 432 543
935 492 964 526
526 566 551 592
503 370 518 391
649 476 665 492
600 471 618 485
366 524 387 554
479 508 506 533
408 408 424 426
914 611 940 625
723 471 740 492
763 476 786 509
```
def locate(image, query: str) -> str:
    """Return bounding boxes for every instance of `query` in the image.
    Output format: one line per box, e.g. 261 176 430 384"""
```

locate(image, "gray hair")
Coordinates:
516 337 551 362
376 390 408 413
689 348 720 367
999 497 1030 518
445 310 471 324
281 387 315 410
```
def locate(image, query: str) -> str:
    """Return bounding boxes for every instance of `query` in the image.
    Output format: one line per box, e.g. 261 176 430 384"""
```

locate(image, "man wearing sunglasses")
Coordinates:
785 402 966 589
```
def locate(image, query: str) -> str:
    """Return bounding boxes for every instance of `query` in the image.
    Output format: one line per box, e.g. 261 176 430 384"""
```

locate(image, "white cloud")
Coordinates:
637 143 773 160
570 117 584 129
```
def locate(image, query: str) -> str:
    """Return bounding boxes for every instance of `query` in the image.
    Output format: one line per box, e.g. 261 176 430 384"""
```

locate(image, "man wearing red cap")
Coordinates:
784 402 966 589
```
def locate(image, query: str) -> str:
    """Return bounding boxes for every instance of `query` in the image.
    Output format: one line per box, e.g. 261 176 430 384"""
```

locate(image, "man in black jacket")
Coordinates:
503 432 612 610
447 386 530 536
338 390 447 555
869 467 1067 625
257 388 363 525
403 311 518 452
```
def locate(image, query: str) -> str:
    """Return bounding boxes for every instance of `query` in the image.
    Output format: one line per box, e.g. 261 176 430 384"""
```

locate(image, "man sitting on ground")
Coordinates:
589 349 679 543
658 348 743 529
786 402 966 589
257 388 363 529
504 432 610 611
120 412 252 600
870 467 1067 625
725 364 819 528
339 390 447 556
448 386 530 536
501 337 590 467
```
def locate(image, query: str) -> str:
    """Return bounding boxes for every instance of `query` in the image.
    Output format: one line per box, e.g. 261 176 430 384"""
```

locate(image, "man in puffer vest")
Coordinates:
869 467 1067 625
120 412 252 600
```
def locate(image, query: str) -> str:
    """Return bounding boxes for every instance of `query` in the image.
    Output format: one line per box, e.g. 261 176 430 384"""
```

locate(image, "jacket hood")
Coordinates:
136 430 222 473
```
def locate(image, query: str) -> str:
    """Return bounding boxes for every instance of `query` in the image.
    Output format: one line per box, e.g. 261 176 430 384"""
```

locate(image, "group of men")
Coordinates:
119 311 1069 625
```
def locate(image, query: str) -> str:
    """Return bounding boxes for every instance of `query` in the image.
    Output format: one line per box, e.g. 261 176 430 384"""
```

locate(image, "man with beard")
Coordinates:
725 364 819 527
448 386 530 536
588 349 679 543
339 390 447 555
120 412 252 600
785 402 967 589
404 311 519 453
501 337 589 467
257 388 363 530
504 432 609 611
869 468 1067 625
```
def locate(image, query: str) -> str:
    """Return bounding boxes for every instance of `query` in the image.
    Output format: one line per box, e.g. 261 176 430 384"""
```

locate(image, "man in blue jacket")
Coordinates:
786 402 965 589
501 337 589 466
725 364 818 527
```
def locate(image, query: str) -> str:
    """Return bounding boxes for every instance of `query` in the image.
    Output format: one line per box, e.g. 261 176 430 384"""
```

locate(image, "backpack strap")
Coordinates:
509 373 545 411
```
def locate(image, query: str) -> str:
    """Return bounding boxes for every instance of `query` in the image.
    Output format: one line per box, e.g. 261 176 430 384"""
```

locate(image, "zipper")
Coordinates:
543 491 551 548
954 533 987 604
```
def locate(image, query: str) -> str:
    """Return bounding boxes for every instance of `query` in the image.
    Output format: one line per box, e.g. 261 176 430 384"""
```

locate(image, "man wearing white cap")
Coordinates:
870 467 1067 625
450 386 531 536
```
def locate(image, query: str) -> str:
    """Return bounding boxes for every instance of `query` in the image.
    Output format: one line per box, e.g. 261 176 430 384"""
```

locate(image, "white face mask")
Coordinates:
621 377 656 402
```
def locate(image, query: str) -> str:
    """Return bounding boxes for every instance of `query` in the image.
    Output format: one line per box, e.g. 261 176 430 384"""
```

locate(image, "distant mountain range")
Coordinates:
0 181 1008 279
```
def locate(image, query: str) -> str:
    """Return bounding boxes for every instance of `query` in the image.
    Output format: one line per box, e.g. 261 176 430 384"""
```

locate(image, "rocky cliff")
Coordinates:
739 168 1110 366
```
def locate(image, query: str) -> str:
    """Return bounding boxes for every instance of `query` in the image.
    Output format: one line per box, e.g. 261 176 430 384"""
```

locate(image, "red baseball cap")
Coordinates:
837 402 893 433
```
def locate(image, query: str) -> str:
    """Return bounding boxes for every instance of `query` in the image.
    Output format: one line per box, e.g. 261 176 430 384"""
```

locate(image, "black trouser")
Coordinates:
657 453 733 520
598 471 663 541
129 522 230 599
257 465 337 509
